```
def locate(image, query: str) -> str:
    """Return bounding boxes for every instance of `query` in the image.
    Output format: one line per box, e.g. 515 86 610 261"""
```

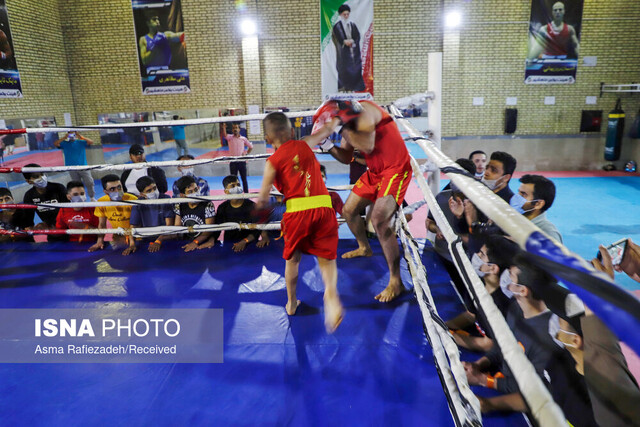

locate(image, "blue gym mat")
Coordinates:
0 239 525 426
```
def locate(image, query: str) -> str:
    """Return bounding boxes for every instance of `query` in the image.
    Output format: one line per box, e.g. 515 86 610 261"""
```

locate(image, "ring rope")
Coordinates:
395 211 482 426
0 110 316 135
392 110 567 425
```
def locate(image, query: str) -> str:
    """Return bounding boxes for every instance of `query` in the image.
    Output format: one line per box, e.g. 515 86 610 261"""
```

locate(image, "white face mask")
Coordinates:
70 195 86 203
108 191 123 201
228 186 243 195
500 269 515 298
471 253 488 278
145 189 160 200
33 175 48 188
181 167 195 177
510 193 538 215
481 177 498 191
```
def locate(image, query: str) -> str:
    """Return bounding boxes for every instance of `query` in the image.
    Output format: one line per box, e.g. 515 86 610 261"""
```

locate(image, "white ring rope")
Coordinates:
391 105 566 426
396 211 481 426
0 110 316 135
4 186 355 210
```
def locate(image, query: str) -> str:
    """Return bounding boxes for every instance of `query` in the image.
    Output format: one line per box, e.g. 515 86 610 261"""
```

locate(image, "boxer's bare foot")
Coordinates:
375 278 405 303
341 246 373 259
286 299 301 315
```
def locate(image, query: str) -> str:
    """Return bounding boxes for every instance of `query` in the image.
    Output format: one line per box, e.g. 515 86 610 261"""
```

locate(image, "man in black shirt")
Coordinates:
215 175 260 252
173 175 216 252
22 163 68 242
0 188 34 242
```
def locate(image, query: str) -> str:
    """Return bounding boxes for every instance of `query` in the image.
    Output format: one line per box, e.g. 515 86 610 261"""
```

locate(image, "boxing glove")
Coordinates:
333 100 363 125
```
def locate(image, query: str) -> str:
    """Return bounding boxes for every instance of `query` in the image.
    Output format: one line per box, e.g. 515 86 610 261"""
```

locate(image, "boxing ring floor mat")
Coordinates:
0 239 526 426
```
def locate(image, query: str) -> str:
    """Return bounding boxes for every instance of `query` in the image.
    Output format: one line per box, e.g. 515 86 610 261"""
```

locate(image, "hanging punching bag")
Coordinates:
605 98 625 161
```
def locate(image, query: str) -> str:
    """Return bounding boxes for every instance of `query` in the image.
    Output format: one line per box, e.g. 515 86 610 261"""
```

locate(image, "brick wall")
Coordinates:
0 0 74 124
1 0 638 140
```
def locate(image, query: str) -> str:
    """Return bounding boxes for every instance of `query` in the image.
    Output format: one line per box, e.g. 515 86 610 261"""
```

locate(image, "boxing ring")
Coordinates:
1 96 639 426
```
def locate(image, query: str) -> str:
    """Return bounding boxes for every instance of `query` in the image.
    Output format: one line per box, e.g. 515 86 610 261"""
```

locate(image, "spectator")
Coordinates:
2 124 16 155
0 188 34 242
173 175 217 252
89 174 138 255
469 150 487 180
121 144 167 196
320 164 344 215
465 255 597 426
55 181 99 243
215 175 260 252
257 194 286 248
172 154 209 197
448 234 519 351
129 176 175 253
482 151 517 203
553 311 640 426
22 163 69 242
221 122 253 193
513 174 562 243
54 131 97 201
171 115 188 157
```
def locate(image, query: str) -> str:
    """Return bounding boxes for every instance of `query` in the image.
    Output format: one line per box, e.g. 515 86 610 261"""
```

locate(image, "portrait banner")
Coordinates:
0 0 22 98
525 0 584 84
321 0 373 98
132 0 190 95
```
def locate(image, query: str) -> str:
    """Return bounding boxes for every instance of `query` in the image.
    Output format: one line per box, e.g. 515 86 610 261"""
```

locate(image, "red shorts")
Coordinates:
281 207 338 260
352 166 412 206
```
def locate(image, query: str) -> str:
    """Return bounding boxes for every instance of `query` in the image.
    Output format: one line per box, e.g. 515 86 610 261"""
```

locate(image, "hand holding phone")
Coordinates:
597 238 628 266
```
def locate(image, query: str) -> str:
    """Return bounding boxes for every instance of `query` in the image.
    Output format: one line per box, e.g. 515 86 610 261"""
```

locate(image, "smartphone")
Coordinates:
597 238 628 266
68 132 76 140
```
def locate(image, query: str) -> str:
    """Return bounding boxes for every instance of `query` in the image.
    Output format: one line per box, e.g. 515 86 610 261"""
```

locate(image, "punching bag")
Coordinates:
605 98 625 161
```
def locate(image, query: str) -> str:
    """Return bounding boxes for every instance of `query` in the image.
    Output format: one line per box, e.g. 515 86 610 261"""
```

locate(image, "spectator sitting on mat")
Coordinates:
22 163 69 242
320 164 344 216
258 193 286 247
0 187 34 242
129 176 175 254
55 181 99 244
121 144 168 196
172 154 210 197
464 255 598 426
89 174 138 255
173 175 217 252
214 175 260 252
447 234 518 351
513 174 562 243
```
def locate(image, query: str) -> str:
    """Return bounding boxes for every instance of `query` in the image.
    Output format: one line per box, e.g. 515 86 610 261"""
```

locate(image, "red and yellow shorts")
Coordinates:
281 195 338 260
352 166 412 206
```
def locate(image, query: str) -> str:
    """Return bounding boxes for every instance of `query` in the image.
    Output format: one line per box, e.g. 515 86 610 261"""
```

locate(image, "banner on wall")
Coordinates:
525 0 584 84
132 0 190 95
321 0 373 99
0 0 22 98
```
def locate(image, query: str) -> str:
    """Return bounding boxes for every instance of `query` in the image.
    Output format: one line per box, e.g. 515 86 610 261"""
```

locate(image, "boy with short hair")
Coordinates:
173 175 217 252
215 175 260 252
89 174 138 255
129 176 175 253
56 181 99 243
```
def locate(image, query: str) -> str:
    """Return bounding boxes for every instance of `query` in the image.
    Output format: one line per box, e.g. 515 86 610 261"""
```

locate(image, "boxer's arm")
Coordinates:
303 117 341 149
257 161 276 208
139 37 152 65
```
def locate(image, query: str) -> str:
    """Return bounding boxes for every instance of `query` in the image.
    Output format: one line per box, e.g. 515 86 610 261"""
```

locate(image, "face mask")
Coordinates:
146 190 160 200
500 269 515 298
471 253 488 278
228 186 243 195
108 191 123 201
181 168 195 177
33 175 48 188
70 195 86 203
510 194 538 215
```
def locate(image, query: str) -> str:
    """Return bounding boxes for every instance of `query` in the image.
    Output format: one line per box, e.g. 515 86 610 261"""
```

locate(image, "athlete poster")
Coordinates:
525 0 583 84
321 0 373 98
0 0 22 98
132 0 190 95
